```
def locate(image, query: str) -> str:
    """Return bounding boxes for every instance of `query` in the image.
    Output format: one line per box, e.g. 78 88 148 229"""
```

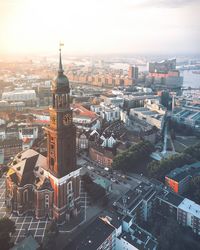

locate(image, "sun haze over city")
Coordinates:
1 1 200 250
0 0 200 56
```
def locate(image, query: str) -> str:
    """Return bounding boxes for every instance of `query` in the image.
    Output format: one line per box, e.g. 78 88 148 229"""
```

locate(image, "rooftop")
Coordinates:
0 138 22 148
119 223 158 250
166 162 200 182
100 210 123 229
178 198 200 219
93 176 112 189
123 215 132 223
72 103 97 119
159 191 184 207
114 183 156 213
7 149 49 189
66 217 115 250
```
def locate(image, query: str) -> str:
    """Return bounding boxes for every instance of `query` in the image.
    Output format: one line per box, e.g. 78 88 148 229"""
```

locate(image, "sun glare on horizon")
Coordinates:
0 0 200 56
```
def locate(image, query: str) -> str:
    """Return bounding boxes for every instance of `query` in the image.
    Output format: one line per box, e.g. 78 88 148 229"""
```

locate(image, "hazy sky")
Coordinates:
0 0 200 55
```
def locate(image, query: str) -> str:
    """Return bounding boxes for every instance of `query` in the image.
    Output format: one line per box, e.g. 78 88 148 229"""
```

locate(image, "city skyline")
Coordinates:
0 0 200 56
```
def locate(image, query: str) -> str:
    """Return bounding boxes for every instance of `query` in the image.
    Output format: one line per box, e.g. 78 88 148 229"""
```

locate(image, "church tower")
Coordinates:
45 47 80 222
46 48 76 177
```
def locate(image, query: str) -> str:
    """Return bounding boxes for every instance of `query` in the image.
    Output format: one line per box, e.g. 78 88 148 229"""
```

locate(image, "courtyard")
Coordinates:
0 176 91 244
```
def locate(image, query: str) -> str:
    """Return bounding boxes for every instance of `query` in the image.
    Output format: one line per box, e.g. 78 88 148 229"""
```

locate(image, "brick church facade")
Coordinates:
5 49 81 223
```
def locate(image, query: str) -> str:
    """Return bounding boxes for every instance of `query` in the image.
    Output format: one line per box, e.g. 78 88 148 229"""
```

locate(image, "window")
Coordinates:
67 181 72 194
50 157 54 166
67 194 74 208
45 195 49 208
23 190 28 203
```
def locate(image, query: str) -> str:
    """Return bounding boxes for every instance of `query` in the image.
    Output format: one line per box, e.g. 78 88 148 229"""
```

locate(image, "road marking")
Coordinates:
28 216 33 231
42 218 49 240
15 216 26 244
34 219 40 238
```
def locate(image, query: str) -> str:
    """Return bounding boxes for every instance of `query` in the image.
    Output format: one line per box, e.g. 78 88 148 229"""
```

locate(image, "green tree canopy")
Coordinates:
82 174 106 203
0 217 16 250
43 220 59 250
187 175 200 204
147 153 195 181
184 142 200 161
112 141 154 170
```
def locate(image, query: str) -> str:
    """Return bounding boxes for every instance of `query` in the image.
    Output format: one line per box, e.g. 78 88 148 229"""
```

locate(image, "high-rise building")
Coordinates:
128 65 139 80
147 58 183 89
148 58 176 73
5 50 81 223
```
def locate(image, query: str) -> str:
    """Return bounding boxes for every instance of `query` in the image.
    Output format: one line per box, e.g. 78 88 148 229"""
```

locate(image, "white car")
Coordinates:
87 166 94 170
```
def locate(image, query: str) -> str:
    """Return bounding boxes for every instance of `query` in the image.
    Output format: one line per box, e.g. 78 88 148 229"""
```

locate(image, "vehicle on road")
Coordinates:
87 166 94 170
111 178 116 182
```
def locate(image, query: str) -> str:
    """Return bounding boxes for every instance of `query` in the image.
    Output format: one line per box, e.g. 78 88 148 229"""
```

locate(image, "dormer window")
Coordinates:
13 160 17 165
35 177 40 183
34 166 39 171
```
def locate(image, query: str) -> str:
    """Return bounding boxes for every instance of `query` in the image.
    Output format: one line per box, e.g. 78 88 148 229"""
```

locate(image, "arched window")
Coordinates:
67 181 72 194
45 194 49 208
23 190 28 203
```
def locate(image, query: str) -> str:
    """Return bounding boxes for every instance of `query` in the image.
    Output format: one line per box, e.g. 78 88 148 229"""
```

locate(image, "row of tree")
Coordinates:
148 216 200 250
0 217 15 250
169 119 200 137
42 220 59 250
184 142 200 161
112 141 154 170
0 216 60 250
186 175 200 204
147 143 200 181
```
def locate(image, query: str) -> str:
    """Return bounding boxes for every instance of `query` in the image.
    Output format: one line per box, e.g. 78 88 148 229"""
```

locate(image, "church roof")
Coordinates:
38 177 53 191
16 155 38 186
7 149 49 189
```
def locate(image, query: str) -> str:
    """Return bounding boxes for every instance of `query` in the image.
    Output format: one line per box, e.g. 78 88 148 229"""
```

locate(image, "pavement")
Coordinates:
79 154 143 194
0 154 147 246
0 175 50 244
0 175 99 245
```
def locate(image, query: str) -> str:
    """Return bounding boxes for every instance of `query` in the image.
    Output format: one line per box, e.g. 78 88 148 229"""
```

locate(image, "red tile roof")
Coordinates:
72 103 97 119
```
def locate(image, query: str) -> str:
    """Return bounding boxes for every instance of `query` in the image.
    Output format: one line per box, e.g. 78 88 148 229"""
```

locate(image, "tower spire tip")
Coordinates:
58 42 64 73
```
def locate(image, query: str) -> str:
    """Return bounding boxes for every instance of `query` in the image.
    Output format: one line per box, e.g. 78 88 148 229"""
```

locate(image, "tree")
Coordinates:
46 220 59 235
187 175 200 204
112 141 154 170
184 142 200 161
147 153 195 181
42 220 59 250
0 217 16 250
161 91 171 109
82 174 106 203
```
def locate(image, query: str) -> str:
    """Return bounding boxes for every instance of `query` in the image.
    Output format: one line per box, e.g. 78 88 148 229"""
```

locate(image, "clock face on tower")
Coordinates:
63 113 72 126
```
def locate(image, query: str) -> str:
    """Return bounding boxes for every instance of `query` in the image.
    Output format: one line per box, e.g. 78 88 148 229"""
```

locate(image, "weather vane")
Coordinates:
59 41 64 52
